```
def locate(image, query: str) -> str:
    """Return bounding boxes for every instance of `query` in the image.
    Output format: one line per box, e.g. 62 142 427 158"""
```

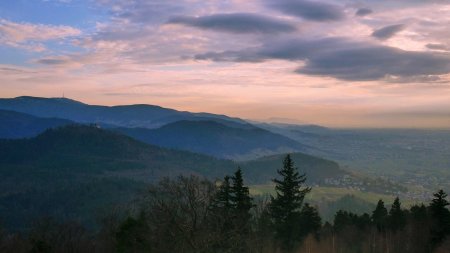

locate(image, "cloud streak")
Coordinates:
267 0 345 21
372 24 405 40
167 13 297 34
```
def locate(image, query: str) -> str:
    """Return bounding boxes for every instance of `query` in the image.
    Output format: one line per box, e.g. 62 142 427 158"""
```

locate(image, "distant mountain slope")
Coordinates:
240 152 349 184
115 120 305 159
0 125 236 230
0 110 73 139
0 125 347 230
0 124 235 177
0 107 307 159
0 96 248 128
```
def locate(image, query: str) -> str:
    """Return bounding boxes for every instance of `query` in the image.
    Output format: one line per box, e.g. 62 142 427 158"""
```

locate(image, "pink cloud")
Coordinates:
0 19 81 51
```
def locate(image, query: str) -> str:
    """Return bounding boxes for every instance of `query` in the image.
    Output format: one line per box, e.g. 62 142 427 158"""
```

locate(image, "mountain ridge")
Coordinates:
0 109 73 139
0 101 309 159
115 120 306 159
0 96 248 128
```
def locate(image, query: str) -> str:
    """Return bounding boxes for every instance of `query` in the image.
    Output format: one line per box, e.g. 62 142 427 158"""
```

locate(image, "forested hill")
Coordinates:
115 120 305 159
0 125 235 229
0 124 236 177
0 124 346 182
0 110 72 139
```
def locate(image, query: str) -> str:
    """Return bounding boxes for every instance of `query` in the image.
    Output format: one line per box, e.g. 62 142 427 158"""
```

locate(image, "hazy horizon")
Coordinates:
1 1 450 128
3 95 450 130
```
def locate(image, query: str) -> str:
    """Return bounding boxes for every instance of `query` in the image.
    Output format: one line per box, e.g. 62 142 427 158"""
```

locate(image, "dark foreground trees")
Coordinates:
112 161 320 253
430 190 450 247
1 155 450 253
319 193 450 253
270 154 313 251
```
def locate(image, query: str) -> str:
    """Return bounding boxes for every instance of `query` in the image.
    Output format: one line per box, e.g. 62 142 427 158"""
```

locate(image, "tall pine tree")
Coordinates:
212 176 233 212
210 169 254 252
372 199 388 231
270 154 311 252
388 197 406 232
210 176 234 251
429 189 450 247
231 168 253 218
230 168 254 252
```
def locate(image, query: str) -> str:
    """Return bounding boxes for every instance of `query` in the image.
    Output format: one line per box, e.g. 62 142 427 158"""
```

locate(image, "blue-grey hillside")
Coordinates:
0 96 247 128
0 110 72 139
0 97 309 159
115 120 306 159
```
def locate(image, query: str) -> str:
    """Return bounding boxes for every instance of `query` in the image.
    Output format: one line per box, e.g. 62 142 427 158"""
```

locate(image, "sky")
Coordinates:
1 0 450 128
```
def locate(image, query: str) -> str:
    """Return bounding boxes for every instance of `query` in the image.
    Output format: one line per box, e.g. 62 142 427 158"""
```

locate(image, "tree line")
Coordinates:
1 154 450 253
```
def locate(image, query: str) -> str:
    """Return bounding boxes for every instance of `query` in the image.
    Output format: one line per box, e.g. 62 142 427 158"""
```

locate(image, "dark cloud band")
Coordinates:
356 8 373 16
267 0 345 22
372 24 405 40
196 37 450 82
167 13 296 34
426 43 450 51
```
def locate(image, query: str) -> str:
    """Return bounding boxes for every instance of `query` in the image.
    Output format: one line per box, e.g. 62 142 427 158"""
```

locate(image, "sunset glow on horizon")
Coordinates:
1 0 450 128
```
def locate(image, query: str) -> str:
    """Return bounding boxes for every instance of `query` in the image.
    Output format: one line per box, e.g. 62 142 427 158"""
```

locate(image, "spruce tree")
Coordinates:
213 176 233 212
210 175 234 251
230 168 254 252
270 154 311 251
231 168 253 217
372 200 388 231
429 189 450 247
410 204 428 220
388 197 406 232
298 203 322 239
210 169 254 252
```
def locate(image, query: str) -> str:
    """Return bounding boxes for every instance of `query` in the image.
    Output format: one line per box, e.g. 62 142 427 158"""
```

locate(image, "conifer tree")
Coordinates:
210 169 254 252
429 189 450 247
270 154 311 251
298 203 322 239
210 175 234 251
372 200 388 231
388 197 406 232
213 176 232 212
230 168 254 252
410 204 428 220
231 168 253 217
